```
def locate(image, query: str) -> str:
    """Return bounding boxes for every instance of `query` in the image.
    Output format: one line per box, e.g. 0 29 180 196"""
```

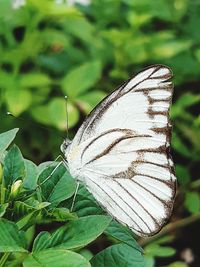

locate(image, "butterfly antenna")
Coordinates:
6 111 65 139
64 96 69 138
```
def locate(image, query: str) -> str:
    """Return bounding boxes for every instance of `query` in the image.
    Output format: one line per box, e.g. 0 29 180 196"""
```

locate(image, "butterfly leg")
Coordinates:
70 181 80 212
38 154 69 187
39 161 63 186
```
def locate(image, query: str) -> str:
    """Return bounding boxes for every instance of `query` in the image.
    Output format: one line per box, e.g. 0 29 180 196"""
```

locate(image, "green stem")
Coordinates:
139 212 200 246
0 253 10 267
0 184 5 204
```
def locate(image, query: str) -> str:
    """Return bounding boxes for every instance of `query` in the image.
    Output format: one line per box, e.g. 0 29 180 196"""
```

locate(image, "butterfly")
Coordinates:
61 65 176 237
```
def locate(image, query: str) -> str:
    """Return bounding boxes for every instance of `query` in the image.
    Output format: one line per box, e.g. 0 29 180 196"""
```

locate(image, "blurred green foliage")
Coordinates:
0 0 200 266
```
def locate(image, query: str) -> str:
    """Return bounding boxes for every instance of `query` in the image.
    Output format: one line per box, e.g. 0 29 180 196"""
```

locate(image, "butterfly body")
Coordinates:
61 65 176 237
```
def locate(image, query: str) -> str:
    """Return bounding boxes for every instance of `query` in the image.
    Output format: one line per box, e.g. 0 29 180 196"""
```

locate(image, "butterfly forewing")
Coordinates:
63 65 176 237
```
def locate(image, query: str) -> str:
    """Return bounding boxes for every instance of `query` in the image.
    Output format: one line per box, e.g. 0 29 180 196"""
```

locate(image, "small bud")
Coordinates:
10 180 23 198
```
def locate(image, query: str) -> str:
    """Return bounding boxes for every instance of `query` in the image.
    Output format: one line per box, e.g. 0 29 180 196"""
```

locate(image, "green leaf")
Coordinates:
5 88 32 116
49 207 77 222
178 123 200 152
38 161 55 173
145 244 176 257
0 128 19 154
79 249 94 261
13 199 51 230
73 193 103 217
77 185 98 202
31 99 79 130
35 2 81 17
64 17 94 43
185 192 200 214
3 145 25 188
48 98 79 130
152 235 174 245
152 39 191 59
37 52 70 75
172 132 191 158
62 61 102 97
33 215 112 252
16 210 41 231
30 105 52 126
125 1 187 21
0 203 9 217
0 219 27 252
105 220 143 252
76 90 107 114
13 200 40 221
168 51 200 84
168 262 187 267
176 93 200 108
20 73 51 88
144 256 155 267
23 249 91 267
74 186 103 217
23 159 38 190
38 164 76 205
91 243 145 267
40 29 70 48
176 164 191 185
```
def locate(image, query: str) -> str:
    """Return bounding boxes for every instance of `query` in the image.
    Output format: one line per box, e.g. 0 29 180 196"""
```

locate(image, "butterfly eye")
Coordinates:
60 139 71 154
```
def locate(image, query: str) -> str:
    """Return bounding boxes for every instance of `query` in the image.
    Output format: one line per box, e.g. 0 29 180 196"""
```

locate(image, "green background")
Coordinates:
0 0 200 266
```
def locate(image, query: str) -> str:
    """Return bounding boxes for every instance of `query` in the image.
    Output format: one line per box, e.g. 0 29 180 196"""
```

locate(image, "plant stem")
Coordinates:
0 184 5 204
139 212 200 246
0 253 10 267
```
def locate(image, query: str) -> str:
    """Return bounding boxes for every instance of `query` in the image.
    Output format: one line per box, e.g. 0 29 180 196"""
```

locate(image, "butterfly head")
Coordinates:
60 139 82 180
60 138 72 156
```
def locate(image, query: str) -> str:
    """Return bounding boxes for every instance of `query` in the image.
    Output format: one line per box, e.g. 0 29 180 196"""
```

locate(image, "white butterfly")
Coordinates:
61 65 176 237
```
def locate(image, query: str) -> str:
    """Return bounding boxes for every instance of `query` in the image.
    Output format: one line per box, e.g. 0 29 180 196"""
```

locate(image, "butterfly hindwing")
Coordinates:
63 65 176 236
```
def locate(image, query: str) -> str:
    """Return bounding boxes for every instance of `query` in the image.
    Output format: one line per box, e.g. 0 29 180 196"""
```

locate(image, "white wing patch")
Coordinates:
62 65 176 237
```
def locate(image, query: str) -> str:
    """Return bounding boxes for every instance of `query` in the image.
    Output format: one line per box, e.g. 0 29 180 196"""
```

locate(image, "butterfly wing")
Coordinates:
63 65 176 236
